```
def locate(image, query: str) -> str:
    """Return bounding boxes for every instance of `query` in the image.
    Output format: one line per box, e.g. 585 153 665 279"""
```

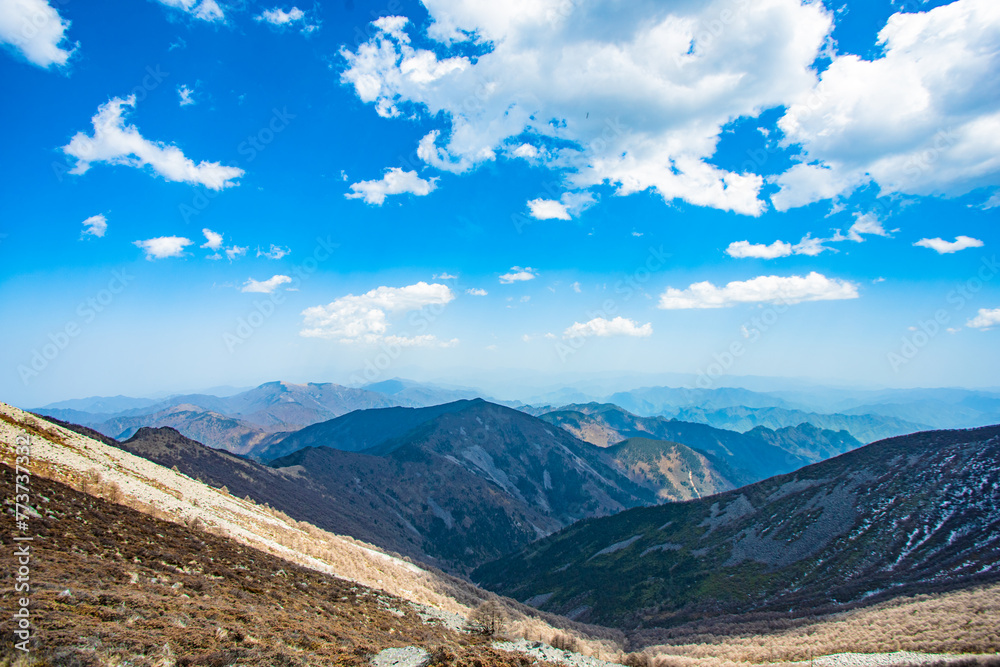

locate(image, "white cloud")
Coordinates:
512 143 538 159
153 0 224 22
658 272 859 309
774 0 1000 209
433 272 458 280
726 240 794 260
527 198 570 221
914 236 984 254
0 0 75 68
563 316 653 339
967 308 1000 330
300 282 454 342
62 96 244 189
201 228 223 251
341 2 835 216
383 334 458 348
499 266 537 284
134 236 192 260
225 245 247 261
571 281 581 293
845 213 890 241
81 214 107 238
255 6 318 32
242 275 292 293
178 84 195 106
257 244 291 259
466 288 488 296
345 168 437 205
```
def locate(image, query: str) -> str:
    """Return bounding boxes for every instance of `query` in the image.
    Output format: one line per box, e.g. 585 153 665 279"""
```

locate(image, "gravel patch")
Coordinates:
494 639 623 667
815 652 995 667
372 646 431 667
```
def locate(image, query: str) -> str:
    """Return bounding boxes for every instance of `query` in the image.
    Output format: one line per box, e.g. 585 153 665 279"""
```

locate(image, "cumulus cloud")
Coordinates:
62 96 244 189
774 0 1000 209
499 266 537 284
726 240 794 260
527 191 596 220
914 236 984 254
345 168 437 205
967 308 1000 330
466 288 488 296
241 275 292 293
658 272 859 309
0 0 76 68
300 282 454 342
257 244 291 259
201 228 223 251
81 214 107 238
340 2 835 216
153 0 224 22
255 6 318 32
563 316 653 339
134 236 192 260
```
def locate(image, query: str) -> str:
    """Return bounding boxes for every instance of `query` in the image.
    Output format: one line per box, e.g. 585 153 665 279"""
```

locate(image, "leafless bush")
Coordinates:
551 632 580 652
466 599 507 636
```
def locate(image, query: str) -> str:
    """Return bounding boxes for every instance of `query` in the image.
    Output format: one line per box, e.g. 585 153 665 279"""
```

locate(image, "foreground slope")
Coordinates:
473 425 1000 630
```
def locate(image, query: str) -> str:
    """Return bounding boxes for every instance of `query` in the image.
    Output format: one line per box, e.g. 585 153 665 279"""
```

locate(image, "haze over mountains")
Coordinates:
29 378 1000 458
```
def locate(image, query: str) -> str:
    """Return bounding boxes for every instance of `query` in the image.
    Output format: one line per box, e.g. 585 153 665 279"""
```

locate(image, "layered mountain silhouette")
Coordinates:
539 403 861 483
472 425 1000 631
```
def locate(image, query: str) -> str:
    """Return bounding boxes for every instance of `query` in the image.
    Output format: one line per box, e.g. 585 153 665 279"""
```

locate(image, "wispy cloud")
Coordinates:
658 272 859 309
153 0 224 22
81 214 107 238
242 275 292 293
499 266 537 284
914 236 984 254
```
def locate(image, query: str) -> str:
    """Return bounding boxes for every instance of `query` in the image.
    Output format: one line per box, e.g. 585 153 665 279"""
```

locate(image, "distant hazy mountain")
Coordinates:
361 377 488 407
41 394 163 414
666 405 928 443
96 404 286 456
539 403 862 484
34 381 403 454
605 386 797 416
473 424 1000 630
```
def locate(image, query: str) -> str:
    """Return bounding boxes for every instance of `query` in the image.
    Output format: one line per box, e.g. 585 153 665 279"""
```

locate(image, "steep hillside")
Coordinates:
269 400 656 572
255 400 476 461
540 404 862 483
473 425 1000 631
668 405 927 443
605 438 736 501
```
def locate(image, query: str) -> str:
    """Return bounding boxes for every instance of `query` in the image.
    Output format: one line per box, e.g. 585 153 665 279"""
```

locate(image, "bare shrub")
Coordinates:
466 599 507 636
551 632 580 652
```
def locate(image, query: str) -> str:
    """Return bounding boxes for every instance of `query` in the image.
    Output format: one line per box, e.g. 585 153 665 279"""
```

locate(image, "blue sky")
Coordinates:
1 0 998 406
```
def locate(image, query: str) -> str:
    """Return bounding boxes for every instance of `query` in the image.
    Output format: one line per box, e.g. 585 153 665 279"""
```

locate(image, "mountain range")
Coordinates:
472 424 1000 634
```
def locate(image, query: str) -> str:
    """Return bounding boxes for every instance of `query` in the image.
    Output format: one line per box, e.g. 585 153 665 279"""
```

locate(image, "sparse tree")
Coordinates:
465 599 507 636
